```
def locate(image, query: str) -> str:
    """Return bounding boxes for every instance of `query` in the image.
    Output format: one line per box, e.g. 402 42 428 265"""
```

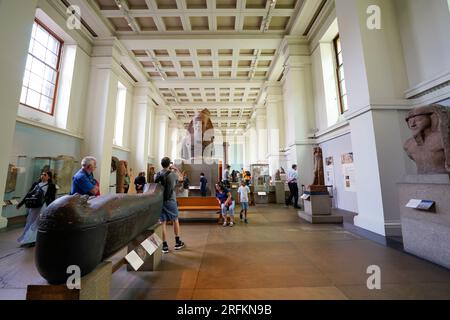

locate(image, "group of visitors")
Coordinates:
215 180 250 227
16 154 297 250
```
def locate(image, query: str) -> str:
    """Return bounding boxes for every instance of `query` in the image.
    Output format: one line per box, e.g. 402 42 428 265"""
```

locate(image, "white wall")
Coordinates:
319 133 358 213
395 0 450 94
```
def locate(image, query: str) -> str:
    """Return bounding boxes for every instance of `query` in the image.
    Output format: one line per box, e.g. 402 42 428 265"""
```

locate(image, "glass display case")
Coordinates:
250 164 270 192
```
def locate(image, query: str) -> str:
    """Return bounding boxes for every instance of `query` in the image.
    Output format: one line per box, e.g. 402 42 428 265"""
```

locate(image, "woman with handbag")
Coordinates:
16 170 56 247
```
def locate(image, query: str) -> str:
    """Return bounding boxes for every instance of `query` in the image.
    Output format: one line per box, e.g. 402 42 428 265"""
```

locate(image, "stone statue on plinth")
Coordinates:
181 108 215 160
313 147 325 185
399 104 450 269
404 104 450 174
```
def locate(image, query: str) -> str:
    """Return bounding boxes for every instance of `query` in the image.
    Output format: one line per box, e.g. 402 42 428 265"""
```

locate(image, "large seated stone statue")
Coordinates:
404 104 450 174
181 108 215 160
35 184 163 284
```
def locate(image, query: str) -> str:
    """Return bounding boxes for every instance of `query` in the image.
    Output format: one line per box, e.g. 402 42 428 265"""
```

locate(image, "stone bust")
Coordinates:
403 105 450 174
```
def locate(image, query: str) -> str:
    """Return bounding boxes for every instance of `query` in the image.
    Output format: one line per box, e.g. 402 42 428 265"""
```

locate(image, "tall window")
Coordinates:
333 35 348 113
20 20 63 115
114 82 127 147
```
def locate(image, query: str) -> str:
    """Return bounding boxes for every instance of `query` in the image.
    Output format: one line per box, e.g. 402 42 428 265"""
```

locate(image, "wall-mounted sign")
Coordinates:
406 199 435 211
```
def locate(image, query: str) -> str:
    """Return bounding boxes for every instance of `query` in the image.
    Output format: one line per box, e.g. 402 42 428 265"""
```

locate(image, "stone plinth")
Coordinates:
181 162 219 197
27 261 112 300
299 185 343 224
275 181 285 204
398 174 450 269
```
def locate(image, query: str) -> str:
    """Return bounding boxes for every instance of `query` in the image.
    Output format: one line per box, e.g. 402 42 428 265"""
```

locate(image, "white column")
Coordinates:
336 0 410 236
0 0 38 228
155 109 170 168
147 103 156 162
281 39 316 187
130 85 152 175
82 41 125 195
265 83 286 177
248 119 258 165
168 119 179 161
255 107 268 163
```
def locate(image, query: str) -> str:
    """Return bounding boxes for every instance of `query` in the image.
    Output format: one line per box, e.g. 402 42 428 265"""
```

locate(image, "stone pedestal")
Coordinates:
299 186 343 224
181 162 219 197
255 192 269 204
398 174 450 269
26 261 112 300
127 223 162 272
275 181 285 204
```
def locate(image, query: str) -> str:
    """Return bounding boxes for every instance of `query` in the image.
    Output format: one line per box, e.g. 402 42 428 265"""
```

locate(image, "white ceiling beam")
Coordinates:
288 0 325 36
119 36 282 50
152 79 265 87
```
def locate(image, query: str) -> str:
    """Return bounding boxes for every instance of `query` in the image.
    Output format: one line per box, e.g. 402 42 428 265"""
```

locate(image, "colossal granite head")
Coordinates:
404 104 450 174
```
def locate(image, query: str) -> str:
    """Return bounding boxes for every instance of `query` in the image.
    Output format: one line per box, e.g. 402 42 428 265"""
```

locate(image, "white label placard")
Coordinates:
149 233 163 247
257 192 267 196
406 199 422 208
141 239 158 255
125 250 144 271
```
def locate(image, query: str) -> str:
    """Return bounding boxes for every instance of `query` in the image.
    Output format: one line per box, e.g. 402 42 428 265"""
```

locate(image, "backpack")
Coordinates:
155 171 173 201
25 183 47 208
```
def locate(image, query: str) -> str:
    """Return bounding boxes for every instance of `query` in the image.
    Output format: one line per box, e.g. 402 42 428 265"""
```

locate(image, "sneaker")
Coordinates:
162 244 169 254
229 222 234 227
244 219 248 224
174 241 185 250
223 221 228 227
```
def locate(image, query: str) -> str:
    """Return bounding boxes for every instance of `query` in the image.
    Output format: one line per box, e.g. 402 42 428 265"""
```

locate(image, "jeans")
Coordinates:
286 182 299 207
221 201 235 217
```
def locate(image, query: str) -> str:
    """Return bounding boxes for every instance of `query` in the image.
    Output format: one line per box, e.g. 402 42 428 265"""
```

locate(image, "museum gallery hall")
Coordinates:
0 0 450 301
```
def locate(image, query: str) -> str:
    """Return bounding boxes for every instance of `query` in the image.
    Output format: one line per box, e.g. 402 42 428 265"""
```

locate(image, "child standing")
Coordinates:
238 180 250 223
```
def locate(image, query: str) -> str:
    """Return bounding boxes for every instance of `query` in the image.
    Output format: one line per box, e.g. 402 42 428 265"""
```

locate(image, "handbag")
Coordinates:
24 183 47 208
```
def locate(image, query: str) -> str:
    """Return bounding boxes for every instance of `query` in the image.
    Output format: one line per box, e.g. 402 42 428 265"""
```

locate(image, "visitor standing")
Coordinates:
238 180 250 223
134 171 146 194
70 156 99 196
155 157 185 253
222 165 231 188
17 170 56 246
285 164 300 209
200 172 207 197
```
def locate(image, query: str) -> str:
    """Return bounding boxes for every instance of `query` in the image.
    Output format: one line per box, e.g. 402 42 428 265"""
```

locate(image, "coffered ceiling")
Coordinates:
64 0 326 130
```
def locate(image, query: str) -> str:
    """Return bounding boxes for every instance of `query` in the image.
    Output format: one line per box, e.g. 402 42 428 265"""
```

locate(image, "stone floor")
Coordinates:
1 204 450 300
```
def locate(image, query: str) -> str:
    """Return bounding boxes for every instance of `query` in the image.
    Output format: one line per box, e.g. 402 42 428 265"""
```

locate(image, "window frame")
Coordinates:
20 18 64 116
333 34 348 114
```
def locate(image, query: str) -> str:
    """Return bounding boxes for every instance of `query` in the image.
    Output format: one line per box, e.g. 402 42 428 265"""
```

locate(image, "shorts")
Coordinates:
160 199 179 222
240 202 249 210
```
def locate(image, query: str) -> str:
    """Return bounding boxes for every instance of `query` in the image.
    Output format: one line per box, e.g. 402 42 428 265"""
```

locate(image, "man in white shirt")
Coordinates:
285 164 300 209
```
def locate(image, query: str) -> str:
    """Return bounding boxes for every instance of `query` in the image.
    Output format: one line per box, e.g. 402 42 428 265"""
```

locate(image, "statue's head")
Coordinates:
405 106 438 137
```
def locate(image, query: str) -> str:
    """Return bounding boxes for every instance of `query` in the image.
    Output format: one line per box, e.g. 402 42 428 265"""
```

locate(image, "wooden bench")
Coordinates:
177 196 220 211
177 197 224 222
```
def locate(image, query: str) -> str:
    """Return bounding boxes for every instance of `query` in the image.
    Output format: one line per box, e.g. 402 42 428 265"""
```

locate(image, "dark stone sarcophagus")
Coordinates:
35 184 163 284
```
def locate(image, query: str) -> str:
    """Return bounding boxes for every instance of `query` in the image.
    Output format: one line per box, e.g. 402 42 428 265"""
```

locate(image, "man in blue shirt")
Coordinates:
70 156 99 196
